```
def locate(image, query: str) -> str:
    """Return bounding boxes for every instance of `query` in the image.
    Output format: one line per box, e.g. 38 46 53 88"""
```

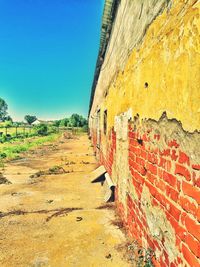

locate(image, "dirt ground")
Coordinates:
0 134 130 267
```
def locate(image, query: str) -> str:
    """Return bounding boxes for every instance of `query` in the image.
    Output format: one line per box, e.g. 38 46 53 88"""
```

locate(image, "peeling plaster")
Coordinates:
133 112 200 164
141 185 179 263
112 109 133 214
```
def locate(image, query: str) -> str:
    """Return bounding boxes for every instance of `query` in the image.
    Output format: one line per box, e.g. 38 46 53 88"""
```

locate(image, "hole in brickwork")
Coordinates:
144 82 149 88
137 139 143 145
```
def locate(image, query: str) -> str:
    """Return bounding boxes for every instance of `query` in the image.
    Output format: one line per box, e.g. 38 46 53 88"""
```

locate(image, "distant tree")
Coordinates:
0 98 8 121
52 120 61 127
60 118 69 127
69 114 87 127
4 115 12 122
24 115 37 125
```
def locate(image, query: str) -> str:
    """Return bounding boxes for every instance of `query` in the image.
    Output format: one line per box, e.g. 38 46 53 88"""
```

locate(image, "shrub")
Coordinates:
82 125 88 132
35 123 48 136
48 126 57 134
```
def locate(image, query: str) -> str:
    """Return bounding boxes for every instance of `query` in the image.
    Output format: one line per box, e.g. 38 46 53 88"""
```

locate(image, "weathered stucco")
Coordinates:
90 0 200 132
112 110 133 213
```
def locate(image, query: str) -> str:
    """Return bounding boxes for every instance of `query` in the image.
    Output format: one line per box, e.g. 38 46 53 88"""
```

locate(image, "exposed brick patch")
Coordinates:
90 123 200 266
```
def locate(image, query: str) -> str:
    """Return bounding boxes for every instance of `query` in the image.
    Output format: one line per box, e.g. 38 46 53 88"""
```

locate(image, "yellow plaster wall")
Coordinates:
99 0 200 133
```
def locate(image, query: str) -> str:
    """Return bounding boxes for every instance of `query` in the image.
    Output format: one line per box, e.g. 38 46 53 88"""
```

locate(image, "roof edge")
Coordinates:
88 0 120 117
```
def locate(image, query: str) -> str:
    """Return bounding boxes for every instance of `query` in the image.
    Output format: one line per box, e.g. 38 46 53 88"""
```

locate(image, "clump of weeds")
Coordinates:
0 173 11 184
48 166 66 174
116 241 155 267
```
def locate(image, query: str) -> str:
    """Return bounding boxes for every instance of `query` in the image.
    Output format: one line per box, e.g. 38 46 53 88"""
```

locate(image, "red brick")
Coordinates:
185 233 200 258
145 181 157 198
140 149 147 160
129 145 138 155
154 134 160 140
168 214 186 240
129 156 135 167
171 150 178 161
155 179 166 191
128 131 135 139
158 157 167 169
148 153 158 164
151 257 161 267
128 124 132 131
167 201 181 221
134 171 145 185
185 215 200 241
166 160 172 172
194 177 200 188
166 185 179 202
175 164 191 181
182 243 200 267
179 151 190 166
178 196 197 217
136 157 145 166
142 133 149 142
192 164 200 171
133 161 147 176
154 190 168 208
146 172 156 185
182 181 200 204
197 207 200 222
132 177 141 192
129 138 139 147
168 140 179 148
158 168 163 179
163 249 169 266
163 171 177 187
160 148 170 157
147 162 157 175
152 147 159 154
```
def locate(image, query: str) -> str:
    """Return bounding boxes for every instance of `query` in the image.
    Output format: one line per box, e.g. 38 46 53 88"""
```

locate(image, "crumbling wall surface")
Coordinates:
90 0 200 132
125 114 200 266
89 0 200 266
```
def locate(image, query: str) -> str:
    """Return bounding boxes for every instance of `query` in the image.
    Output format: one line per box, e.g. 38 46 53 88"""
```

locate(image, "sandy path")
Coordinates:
0 134 130 267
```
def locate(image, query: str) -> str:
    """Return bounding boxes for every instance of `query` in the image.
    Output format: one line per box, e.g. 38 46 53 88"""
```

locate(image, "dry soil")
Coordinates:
0 134 130 267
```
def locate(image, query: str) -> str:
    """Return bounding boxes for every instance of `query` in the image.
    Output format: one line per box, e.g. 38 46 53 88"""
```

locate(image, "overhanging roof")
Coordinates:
88 0 119 116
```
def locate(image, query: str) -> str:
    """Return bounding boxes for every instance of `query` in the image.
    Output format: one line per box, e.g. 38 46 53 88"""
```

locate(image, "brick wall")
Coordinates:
91 122 200 266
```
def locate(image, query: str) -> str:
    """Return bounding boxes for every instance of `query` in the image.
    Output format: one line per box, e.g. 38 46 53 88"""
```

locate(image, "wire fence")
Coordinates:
0 126 86 140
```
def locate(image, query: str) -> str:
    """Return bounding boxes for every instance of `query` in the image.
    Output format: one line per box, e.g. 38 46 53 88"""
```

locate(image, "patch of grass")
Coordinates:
0 134 59 160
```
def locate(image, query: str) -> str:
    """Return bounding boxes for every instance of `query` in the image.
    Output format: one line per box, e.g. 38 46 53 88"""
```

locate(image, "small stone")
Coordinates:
105 253 112 259
76 216 83 222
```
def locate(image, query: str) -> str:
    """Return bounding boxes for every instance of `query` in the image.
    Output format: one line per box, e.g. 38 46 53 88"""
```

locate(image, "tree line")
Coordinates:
0 97 88 129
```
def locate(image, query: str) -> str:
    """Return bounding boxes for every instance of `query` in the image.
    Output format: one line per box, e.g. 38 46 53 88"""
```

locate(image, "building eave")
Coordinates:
88 0 119 117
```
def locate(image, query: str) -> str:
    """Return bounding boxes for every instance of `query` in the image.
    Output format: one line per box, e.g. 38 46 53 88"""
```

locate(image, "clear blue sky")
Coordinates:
0 0 104 121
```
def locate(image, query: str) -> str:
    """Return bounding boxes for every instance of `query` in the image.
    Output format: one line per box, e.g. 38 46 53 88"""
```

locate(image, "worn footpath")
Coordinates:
0 134 130 267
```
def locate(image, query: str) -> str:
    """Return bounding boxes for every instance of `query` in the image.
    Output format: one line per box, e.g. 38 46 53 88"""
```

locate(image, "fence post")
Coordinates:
15 126 18 137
